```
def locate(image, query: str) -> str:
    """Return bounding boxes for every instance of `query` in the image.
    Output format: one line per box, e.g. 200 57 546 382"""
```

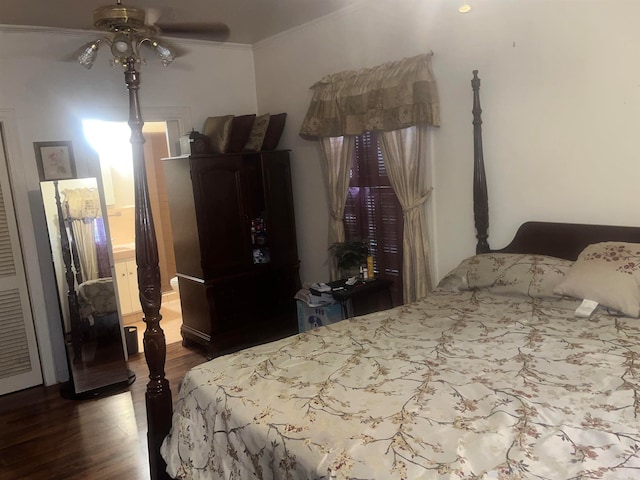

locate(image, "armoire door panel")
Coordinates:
192 160 252 277
261 153 299 266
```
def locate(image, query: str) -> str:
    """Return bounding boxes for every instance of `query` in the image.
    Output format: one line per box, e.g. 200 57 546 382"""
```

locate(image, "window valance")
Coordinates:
62 188 102 220
299 52 440 139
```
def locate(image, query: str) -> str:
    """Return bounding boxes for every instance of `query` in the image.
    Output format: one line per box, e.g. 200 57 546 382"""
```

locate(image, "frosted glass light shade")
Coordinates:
152 40 175 67
77 40 101 69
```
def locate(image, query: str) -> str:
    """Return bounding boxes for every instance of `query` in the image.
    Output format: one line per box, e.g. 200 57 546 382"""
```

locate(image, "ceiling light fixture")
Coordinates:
459 3 472 13
76 40 101 69
76 0 177 69
76 30 176 69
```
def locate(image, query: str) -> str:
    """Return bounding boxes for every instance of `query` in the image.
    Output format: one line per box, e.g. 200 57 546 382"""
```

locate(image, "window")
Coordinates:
344 131 403 305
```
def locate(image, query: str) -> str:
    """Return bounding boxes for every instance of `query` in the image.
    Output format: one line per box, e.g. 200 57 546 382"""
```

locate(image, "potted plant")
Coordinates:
330 239 369 278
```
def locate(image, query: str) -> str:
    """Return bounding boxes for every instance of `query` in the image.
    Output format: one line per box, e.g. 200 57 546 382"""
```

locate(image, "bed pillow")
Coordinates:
437 253 574 298
244 113 270 151
227 114 256 153
202 115 234 153
553 242 640 317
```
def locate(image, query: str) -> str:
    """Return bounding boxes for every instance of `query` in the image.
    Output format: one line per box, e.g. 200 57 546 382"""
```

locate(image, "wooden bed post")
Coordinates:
64 201 84 287
472 70 490 254
54 181 83 363
124 58 172 480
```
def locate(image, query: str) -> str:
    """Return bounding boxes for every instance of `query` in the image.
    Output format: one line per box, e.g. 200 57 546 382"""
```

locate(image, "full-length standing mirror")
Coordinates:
40 178 132 398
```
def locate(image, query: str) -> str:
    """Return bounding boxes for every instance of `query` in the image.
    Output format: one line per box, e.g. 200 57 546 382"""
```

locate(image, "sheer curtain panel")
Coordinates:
379 126 432 303
319 136 355 279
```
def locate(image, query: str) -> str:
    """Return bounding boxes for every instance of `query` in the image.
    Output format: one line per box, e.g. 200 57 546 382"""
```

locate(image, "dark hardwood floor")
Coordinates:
0 342 207 480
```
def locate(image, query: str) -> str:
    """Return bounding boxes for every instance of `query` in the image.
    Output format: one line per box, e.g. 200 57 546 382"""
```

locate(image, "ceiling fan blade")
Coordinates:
155 22 230 42
145 7 162 27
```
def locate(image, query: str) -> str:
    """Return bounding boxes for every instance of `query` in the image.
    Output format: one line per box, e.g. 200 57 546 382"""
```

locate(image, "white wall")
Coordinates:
0 27 258 384
253 0 640 286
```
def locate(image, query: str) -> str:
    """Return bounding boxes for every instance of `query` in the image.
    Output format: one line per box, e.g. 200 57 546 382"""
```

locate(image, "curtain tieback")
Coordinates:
330 212 344 222
402 187 433 214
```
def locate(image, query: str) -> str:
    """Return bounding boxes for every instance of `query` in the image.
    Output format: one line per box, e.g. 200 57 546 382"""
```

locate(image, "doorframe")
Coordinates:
95 106 192 318
142 106 193 156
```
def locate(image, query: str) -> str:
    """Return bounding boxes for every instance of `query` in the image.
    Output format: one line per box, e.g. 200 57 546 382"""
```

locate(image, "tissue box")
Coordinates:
296 300 344 333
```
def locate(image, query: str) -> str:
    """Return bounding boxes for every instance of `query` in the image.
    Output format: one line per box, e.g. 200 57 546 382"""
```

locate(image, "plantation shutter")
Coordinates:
344 131 403 305
0 133 42 395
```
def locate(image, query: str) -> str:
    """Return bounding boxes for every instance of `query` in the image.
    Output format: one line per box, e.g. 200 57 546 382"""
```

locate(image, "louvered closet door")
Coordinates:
0 135 42 395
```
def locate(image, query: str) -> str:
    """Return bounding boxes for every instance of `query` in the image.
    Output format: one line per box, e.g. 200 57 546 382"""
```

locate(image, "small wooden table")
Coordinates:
327 278 394 318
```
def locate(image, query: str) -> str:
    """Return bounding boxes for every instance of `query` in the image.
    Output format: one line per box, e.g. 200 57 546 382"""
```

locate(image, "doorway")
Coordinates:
82 120 181 333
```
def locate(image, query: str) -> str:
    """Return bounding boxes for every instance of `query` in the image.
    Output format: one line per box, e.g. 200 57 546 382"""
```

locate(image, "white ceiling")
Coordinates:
0 0 362 45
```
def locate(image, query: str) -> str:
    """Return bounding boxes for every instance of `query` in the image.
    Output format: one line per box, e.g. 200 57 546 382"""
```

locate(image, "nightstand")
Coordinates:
327 278 394 318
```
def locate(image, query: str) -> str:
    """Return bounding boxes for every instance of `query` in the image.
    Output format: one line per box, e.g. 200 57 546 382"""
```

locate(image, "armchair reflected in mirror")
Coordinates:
40 178 134 398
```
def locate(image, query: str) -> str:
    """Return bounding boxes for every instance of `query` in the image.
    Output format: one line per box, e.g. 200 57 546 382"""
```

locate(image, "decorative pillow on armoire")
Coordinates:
244 113 271 152
261 112 287 151
202 115 234 153
227 114 256 153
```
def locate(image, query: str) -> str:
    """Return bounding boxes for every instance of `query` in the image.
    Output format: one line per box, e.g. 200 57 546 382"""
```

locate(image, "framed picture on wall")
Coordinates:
34 141 77 181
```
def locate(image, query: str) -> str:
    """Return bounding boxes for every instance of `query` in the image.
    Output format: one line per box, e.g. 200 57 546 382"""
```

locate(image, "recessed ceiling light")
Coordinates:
459 3 471 13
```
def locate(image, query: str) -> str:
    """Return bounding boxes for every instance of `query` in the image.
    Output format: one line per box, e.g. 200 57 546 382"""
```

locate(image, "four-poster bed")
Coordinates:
137 71 640 479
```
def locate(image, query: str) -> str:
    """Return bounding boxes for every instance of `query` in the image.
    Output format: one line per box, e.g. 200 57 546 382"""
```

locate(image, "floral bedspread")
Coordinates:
161 290 640 479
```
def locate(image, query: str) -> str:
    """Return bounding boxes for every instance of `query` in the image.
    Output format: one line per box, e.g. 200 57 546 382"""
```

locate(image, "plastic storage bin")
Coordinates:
296 300 344 333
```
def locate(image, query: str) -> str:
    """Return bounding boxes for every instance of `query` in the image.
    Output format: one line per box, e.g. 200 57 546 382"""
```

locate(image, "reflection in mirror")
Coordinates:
40 178 134 398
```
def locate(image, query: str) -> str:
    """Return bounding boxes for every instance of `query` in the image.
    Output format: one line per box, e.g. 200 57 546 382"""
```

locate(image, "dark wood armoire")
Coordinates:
163 150 300 358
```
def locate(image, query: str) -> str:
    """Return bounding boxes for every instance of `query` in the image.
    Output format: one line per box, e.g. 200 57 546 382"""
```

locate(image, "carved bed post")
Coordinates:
472 70 490 254
54 181 83 363
64 201 84 286
124 57 172 480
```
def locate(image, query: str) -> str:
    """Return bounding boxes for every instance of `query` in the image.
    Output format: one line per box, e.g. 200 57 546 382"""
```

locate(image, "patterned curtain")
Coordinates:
299 53 439 139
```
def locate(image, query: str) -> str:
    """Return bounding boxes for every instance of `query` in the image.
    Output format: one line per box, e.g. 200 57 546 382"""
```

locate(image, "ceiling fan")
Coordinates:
92 0 230 42
76 0 229 68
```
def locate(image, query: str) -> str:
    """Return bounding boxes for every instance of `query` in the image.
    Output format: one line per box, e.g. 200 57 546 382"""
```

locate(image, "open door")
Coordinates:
0 127 43 395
